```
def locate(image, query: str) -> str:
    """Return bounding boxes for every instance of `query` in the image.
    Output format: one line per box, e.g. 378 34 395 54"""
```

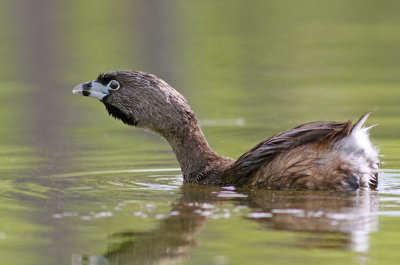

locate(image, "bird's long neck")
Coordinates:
159 117 233 184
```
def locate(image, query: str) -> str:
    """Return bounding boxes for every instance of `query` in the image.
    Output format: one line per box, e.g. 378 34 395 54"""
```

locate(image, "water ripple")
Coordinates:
50 168 182 178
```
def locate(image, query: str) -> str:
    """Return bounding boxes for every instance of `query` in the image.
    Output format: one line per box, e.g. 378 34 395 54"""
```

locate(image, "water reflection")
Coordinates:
243 189 378 253
73 184 378 265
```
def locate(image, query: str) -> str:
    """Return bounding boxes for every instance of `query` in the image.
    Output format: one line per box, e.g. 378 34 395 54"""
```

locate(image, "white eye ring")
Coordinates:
107 80 120 90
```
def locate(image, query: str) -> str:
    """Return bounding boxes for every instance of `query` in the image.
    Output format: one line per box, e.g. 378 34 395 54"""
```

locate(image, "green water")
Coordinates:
1 0 400 264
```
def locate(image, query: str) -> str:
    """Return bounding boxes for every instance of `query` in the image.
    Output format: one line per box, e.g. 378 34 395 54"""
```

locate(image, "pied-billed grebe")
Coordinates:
73 71 379 191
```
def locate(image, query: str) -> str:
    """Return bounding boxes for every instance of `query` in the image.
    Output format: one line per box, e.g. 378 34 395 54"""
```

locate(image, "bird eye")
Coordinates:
107 80 120 90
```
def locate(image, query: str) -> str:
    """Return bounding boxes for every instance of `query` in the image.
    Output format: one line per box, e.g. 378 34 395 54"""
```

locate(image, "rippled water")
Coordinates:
3 167 400 264
1 0 400 264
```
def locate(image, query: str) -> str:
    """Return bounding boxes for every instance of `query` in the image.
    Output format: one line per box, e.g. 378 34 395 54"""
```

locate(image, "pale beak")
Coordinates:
72 81 110 100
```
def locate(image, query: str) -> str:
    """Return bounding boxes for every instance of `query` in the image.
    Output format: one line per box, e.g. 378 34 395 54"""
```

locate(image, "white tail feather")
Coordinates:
335 113 379 188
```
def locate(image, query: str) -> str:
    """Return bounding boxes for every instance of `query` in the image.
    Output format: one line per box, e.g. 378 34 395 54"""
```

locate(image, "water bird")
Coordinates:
73 71 379 190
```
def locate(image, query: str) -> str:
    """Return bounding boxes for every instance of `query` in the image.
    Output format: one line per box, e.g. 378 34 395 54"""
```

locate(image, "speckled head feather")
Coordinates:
96 72 118 86
98 71 199 134
103 101 138 126
98 72 140 126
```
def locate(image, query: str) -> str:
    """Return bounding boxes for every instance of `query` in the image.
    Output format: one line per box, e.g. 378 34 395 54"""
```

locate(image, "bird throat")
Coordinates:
103 101 138 126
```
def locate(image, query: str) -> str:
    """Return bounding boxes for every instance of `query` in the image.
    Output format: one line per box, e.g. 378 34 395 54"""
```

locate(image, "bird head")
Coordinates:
73 71 195 134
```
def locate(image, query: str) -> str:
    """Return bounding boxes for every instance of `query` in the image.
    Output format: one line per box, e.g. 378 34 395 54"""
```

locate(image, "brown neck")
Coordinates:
159 119 233 183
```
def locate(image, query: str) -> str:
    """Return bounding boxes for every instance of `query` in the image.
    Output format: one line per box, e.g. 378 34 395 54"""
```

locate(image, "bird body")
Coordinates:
73 71 379 191
228 114 378 190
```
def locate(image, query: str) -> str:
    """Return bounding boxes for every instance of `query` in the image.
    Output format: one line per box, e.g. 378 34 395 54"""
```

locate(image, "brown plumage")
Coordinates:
73 71 380 191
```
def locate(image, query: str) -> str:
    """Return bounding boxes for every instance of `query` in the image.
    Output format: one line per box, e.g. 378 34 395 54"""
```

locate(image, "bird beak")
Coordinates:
72 81 110 100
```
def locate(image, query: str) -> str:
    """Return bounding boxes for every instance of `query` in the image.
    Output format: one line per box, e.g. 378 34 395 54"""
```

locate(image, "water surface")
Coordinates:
1 0 400 264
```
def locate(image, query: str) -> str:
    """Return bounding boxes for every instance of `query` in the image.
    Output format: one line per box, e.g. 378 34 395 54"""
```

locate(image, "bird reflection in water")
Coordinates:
72 184 378 265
